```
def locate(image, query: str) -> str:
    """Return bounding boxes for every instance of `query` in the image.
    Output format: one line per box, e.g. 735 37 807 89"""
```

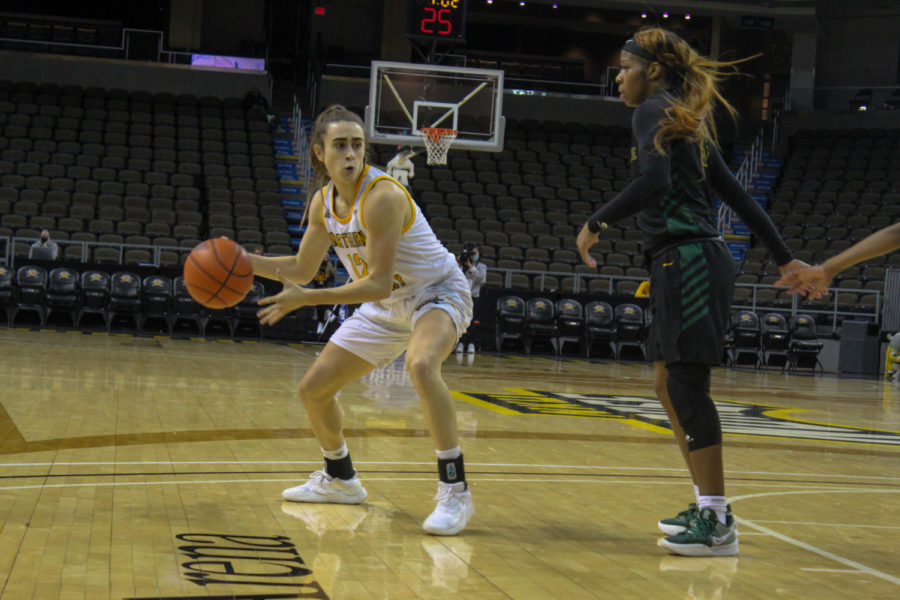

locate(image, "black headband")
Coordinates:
622 38 657 62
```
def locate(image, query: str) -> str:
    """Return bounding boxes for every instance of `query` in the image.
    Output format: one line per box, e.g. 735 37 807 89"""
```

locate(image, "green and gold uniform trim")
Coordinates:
678 242 710 331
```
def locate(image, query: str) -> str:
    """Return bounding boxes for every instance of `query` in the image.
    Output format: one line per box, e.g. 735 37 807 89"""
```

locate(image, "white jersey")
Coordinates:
321 165 458 307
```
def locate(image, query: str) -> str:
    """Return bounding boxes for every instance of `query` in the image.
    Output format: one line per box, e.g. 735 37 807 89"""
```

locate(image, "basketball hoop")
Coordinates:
419 127 457 165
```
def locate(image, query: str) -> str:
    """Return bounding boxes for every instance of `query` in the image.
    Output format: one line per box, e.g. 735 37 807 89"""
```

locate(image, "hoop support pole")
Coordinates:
382 73 415 126
429 81 489 129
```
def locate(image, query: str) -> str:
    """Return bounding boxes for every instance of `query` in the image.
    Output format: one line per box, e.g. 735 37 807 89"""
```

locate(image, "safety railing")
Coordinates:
730 282 881 333
483 265 882 331
0 236 302 270
717 127 765 235
292 94 314 191
1 236 185 269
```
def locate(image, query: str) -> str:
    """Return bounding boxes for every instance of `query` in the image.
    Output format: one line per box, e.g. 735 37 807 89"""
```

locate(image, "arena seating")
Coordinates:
745 128 899 323
378 118 641 292
0 79 289 265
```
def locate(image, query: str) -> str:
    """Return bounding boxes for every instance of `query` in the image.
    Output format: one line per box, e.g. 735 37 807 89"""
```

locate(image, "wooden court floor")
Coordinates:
0 328 898 599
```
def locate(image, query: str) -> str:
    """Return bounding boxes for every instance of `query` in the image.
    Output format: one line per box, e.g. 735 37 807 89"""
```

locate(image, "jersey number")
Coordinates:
349 253 407 291
349 253 368 278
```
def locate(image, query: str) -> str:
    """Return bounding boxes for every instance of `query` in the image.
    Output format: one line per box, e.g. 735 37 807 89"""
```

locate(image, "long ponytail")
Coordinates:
631 28 755 154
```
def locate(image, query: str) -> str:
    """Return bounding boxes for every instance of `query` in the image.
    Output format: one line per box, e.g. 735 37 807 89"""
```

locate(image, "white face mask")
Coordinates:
471 253 479 262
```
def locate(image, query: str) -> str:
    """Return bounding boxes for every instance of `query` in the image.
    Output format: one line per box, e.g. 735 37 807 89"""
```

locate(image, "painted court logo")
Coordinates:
456 389 900 446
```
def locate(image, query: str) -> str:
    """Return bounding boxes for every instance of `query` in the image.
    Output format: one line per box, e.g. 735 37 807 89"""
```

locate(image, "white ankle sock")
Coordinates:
435 446 461 460
322 443 349 460
693 485 700 504
698 495 728 524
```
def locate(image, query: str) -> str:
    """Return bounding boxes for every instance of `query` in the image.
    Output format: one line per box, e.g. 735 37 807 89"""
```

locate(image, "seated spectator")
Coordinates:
29 230 59 260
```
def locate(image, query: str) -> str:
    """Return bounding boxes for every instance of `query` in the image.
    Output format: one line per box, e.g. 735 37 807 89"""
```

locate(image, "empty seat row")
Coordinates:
494 295 646 359
0 264 266 338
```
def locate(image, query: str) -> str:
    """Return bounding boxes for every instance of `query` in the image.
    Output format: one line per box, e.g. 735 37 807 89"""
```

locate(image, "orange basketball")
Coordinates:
183 238 254 309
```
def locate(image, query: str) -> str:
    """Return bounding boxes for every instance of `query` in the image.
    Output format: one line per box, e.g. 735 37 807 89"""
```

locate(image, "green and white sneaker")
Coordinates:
658 503 734 536
658 508 739 557
658 503 699 535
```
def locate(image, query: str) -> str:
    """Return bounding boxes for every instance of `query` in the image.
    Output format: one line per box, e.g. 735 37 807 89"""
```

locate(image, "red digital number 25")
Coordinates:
421 8 452 35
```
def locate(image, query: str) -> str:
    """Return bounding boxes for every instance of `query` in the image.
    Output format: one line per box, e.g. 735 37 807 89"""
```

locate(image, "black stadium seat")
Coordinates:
730 311 762 367
13 264 48 327
0 264 17 326
495 295 526 352
171 276 203 336
584 300 615 359
523 297 557 355
556 298 584 355
140 274 173 335
107 271 141 332
45 266 80 327
613 303 645 361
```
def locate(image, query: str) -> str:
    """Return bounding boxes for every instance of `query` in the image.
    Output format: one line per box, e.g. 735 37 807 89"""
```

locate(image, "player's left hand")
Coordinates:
257 269 308 325
576 223 600 268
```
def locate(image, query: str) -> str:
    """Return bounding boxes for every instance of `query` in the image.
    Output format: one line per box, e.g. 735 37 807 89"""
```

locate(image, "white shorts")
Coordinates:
328 269 473 368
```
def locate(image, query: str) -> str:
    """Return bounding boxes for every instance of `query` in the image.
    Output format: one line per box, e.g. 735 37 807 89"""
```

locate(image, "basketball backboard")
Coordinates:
365 60 505 152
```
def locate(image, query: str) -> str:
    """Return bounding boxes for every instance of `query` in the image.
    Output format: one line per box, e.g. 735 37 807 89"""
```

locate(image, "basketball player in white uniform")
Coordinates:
248 105 474 536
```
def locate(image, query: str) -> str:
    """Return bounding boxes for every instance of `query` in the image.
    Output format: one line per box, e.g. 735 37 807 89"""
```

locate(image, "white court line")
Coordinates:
0 478 885 494
801 568 867 574
1 460 897 482
753 519 900 530
731 489 900 587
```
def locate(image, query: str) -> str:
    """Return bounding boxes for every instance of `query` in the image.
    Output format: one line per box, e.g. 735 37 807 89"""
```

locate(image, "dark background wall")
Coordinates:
199 0 267 56
817 4 900 88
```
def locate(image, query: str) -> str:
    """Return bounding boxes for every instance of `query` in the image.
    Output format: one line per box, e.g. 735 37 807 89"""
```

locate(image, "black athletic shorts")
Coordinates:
646 238 735 366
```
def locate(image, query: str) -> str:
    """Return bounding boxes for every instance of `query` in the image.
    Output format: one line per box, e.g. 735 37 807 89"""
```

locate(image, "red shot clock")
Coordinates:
405 0 468 41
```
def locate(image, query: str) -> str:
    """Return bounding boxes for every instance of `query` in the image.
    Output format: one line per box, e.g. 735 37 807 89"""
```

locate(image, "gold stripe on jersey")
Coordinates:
327 165 371 225
357 175 417 234
318 184 328 226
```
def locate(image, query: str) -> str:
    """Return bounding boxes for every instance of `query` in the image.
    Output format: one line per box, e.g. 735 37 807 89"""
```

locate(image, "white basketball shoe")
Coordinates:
282 470 367 504
422 481 474 536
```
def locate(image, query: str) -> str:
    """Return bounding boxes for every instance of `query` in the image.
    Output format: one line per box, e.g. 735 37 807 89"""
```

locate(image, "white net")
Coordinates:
420 127 457 165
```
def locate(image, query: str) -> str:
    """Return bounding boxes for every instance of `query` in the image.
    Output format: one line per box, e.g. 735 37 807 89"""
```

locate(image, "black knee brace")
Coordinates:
666 362 722 451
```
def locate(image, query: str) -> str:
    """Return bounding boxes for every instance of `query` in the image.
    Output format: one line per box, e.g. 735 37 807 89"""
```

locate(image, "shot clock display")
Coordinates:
406 0 468 41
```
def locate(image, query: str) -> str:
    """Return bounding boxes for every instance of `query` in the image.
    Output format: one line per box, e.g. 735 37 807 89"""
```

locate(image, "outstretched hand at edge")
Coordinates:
257 269 308 325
